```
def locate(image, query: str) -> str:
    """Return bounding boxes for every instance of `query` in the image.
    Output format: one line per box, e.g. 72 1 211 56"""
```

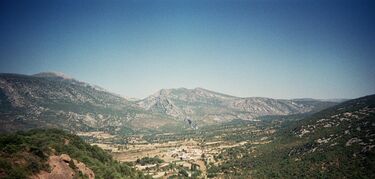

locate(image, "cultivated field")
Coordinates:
78 120 279 178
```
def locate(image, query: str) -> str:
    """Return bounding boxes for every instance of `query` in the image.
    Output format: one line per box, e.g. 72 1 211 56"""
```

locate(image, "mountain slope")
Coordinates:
0 72 338 133
291 94 375 157
137 88 337 123
213 94 375 178
0 73 175 133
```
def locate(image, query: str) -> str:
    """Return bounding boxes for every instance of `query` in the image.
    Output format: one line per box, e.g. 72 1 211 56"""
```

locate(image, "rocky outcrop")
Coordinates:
32 154 94 179
137 88 337 122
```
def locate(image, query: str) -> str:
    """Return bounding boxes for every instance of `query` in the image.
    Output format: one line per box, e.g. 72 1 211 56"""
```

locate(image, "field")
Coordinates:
77 119 281 178
76 99 375 179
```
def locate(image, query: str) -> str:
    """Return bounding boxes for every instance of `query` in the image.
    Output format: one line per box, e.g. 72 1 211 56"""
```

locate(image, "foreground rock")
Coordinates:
33 154 94 179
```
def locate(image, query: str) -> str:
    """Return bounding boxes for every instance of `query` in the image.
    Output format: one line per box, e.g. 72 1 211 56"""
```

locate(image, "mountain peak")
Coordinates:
33 72 72 80
194 87 206 90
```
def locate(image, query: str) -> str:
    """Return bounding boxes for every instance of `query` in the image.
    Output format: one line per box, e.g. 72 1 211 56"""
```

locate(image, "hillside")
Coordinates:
0 72 337 133
137 87 337 124
0 129 150 179
209 94 375 178
0 73 177 133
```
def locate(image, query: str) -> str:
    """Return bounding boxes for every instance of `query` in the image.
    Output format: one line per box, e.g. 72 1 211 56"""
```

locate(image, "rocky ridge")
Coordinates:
0 72 338 133
137 87 337 123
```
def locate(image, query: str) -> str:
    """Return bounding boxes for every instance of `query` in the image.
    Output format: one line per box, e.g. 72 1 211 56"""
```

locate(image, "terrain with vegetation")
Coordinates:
0 72 373 178
0 129 149 179
137 88 337 125
0 72 336 133
206 94 375 178
0 73 179 133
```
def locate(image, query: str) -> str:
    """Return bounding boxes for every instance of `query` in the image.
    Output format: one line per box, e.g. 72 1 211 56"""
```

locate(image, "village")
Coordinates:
76 120 277 178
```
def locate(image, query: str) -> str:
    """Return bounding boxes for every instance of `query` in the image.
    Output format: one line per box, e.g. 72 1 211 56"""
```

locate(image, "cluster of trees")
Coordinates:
164 163 202 179
136 157 164 166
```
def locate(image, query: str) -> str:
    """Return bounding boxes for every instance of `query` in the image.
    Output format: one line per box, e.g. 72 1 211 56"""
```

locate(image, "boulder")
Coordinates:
60 154 71 162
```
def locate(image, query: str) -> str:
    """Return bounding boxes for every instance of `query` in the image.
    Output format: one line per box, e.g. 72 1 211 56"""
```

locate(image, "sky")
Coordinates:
0 0 374 99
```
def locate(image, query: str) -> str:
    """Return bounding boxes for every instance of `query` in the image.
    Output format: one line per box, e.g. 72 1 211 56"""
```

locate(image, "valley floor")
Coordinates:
77 120 278 178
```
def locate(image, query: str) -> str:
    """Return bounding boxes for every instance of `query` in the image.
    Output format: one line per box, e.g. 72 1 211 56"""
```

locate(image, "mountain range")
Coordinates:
1 72 374 178
137 87 339 124
0 72 339 133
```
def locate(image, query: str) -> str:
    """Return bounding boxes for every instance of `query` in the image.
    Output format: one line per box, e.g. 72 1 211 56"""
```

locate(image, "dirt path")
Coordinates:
194 160 207 178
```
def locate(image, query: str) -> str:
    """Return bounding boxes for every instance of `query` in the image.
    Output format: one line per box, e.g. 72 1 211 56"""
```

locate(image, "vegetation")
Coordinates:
72 95 375 178
0 129 151 179
1 73 374 178
136 157 164 166
207 95 375 178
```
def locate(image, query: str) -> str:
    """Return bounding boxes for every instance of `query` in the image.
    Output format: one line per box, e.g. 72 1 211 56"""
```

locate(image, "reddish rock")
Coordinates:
60 154 71 162
33 155 74 179
32 154 95 179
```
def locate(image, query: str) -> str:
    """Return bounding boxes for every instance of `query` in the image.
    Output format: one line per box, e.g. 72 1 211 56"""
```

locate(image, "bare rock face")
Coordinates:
33 155 74 179
32 154 94 179
60 154 71 162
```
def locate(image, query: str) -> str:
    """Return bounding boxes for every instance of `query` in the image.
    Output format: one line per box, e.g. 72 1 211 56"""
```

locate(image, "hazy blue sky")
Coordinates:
0 0 374 99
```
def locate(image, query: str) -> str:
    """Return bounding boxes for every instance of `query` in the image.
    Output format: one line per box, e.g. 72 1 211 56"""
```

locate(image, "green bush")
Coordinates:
179 168 189 177
136 157 164 166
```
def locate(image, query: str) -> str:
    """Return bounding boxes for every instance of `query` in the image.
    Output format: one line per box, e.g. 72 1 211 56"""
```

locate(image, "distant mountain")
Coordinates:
137 87 338 124
0 72 338 133
33 71 73 80
293 97 349 103
0 73 176 133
